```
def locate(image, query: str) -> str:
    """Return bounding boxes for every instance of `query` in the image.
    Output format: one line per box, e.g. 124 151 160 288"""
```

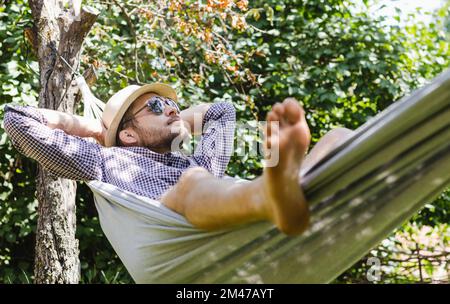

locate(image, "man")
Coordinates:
3 83 353 235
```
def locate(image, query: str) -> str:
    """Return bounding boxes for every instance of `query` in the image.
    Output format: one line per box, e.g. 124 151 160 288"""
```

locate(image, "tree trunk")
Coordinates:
29 0 98 283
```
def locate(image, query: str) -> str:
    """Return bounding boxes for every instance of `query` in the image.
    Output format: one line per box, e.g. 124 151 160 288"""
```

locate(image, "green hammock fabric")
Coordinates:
83 69 450 283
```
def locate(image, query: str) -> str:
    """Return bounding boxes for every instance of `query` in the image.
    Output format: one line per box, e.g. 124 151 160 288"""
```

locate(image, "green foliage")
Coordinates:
0 0 449 283
0 0 39 284
336 221 449 284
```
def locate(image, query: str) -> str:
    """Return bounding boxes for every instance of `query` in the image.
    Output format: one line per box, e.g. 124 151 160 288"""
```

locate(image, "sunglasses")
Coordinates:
122 96 180 125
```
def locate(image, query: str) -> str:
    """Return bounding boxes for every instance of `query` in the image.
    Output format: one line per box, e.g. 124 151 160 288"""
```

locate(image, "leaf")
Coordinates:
247 8 260 21
264 4 274 26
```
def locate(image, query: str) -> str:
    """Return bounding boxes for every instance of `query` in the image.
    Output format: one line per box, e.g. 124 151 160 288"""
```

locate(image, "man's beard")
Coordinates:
136 124 184 153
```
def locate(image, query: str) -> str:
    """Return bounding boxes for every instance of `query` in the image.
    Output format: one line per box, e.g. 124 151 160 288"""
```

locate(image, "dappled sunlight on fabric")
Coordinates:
431 177 444 186
349 197 364 208
296 253 312 264
104 151 142 183
356 211 375 225
321 235 336 246
355 227 374 240
386 175 398 184
376 170 391 181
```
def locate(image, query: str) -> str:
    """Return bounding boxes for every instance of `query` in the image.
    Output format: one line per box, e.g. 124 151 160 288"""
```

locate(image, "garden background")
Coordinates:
0 0 449 283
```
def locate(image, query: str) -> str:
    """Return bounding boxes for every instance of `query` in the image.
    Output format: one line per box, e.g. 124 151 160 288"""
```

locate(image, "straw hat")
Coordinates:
102 83 178 147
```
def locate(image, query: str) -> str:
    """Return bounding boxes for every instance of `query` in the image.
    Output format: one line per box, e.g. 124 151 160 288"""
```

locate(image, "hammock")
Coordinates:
78 69 450 283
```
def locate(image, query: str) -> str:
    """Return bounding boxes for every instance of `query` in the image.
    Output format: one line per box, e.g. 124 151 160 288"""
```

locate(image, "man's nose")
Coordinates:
164 105 177 117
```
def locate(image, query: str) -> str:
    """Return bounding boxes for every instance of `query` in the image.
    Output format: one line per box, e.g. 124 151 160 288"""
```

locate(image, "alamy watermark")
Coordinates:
170 118 281 167
366 257 382 282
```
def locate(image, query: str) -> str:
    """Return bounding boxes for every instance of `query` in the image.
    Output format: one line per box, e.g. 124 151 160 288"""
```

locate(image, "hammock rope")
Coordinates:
79 69 450 283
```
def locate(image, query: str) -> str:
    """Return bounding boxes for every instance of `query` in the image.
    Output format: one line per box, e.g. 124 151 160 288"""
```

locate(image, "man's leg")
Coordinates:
301 127 355 175
161 99 353 235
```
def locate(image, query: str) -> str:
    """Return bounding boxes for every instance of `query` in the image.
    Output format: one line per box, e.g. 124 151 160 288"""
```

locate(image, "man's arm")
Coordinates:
3 105 105 181
192 102 236 177
180 103 211 135
38 108 106 144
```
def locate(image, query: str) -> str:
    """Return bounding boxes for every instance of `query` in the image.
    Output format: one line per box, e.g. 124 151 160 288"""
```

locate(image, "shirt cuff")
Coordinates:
5 105 48 125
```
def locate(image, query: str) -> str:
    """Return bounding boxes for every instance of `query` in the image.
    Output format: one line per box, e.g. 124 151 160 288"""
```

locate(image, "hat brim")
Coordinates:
104 83 178 147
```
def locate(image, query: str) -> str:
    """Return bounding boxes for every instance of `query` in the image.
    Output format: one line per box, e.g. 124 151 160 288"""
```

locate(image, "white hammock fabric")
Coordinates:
80 69 450 283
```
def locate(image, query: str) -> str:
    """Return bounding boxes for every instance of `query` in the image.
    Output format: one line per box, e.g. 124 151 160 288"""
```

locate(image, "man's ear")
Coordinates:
118 128 139 146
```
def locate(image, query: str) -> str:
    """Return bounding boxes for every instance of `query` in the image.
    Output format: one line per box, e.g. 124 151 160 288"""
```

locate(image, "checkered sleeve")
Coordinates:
192 102 236 177
3 105 103 181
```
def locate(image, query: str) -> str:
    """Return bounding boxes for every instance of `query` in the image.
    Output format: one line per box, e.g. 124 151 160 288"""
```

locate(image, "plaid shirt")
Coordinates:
3 102 236 200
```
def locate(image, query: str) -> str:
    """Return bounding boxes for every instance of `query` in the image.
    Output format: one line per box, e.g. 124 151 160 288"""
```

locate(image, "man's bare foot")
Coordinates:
262 98 311 235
